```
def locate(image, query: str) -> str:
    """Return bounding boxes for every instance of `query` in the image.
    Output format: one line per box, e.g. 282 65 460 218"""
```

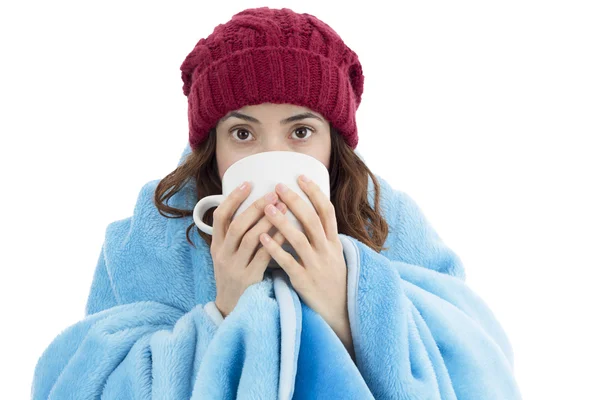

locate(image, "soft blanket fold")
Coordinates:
31 144 522 399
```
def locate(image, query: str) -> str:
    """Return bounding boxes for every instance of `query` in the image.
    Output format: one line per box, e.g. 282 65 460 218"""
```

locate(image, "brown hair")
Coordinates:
154 125 389 253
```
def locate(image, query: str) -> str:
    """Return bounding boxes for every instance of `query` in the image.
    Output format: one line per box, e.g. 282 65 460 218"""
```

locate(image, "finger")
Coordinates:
246 228 287 282
221 187 280 255
237 202 288 267
297 175 339 243
212 181 254 247
264 201 312 264
259 231 307 286
274 182 328 249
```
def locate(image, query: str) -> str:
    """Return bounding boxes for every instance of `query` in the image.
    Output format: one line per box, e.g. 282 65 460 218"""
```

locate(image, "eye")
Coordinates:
229 128 254 142
228 126 315 143
291 126 314 141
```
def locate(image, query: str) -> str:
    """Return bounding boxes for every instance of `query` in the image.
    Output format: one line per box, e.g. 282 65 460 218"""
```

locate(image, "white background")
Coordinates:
2 0 598 398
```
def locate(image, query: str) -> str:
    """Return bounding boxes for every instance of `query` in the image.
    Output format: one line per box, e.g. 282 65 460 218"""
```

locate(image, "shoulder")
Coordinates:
368 173 465 279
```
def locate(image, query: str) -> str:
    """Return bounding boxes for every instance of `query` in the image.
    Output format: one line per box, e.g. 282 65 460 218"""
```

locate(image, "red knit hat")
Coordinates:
180 7 364 150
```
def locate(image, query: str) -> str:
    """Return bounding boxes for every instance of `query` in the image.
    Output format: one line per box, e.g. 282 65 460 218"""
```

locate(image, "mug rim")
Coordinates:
222 150 327 183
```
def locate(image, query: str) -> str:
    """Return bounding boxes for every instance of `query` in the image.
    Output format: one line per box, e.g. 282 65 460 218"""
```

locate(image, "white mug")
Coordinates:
193 151 330 268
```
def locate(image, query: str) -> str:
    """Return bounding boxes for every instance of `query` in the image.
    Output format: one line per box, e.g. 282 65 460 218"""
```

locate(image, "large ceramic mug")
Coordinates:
193 151 330 268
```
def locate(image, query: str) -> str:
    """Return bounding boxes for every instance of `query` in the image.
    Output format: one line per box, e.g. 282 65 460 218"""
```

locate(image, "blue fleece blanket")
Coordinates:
31 144 522 399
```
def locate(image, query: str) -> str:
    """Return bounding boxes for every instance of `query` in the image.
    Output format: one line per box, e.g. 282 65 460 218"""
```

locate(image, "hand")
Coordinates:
258 175 350 332
210 182 289 318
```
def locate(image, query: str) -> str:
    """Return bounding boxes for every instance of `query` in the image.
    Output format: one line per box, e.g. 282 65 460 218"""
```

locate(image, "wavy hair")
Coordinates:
154 125 389 253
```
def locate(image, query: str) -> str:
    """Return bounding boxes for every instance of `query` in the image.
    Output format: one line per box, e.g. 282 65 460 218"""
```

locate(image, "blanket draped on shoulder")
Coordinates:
31 144 522 399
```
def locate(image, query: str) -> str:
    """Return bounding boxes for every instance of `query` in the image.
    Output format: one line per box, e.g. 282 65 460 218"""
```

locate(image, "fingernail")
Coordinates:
276 183 288 193
238 181 248 191
266 204 278 215
299 174 311 183
264 192 277 201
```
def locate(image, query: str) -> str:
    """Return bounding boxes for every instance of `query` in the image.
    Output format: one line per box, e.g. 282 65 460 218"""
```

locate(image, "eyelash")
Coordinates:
229 126 315 143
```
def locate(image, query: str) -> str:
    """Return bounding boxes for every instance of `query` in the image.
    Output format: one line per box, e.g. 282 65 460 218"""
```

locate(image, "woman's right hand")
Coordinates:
210 181 288 318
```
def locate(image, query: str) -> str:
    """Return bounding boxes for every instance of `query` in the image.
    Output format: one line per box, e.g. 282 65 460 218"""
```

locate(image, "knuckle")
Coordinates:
274 231 286 243
210 242 221 257
252 215 270 232
253 246 267 260
257 247 271 263
333 239 343 253
325 202 335 216
286 253 296 265
212 206 225 221
227 220 242 237
308 214 320 228
212 251 224 267
239 233 254 251
253 199 266 212
299 239 311 254
262 213 276 226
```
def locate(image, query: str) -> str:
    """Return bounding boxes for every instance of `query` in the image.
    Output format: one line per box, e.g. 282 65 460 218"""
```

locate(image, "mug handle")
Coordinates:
193 194 226 235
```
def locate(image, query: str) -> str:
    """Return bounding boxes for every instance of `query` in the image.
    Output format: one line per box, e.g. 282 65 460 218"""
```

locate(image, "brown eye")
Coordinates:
230 128 253 142
291 126 314 141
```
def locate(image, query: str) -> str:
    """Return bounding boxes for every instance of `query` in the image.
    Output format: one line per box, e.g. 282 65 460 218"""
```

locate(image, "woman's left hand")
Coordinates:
259 174 349 332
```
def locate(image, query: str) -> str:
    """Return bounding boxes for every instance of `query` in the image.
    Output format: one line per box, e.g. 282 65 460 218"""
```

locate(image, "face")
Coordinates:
215 103 332 181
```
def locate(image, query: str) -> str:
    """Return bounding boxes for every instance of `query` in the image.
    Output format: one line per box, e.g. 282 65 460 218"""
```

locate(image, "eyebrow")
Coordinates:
219 111 325 125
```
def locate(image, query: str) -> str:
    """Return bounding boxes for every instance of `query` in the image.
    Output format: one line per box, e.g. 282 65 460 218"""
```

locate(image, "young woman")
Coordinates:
32 7 522 399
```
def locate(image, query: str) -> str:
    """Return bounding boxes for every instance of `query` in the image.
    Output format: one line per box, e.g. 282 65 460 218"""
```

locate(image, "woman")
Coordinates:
31 7 522 399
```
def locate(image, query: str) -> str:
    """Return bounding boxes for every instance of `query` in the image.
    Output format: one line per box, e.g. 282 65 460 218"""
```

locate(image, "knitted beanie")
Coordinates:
180 6 364 150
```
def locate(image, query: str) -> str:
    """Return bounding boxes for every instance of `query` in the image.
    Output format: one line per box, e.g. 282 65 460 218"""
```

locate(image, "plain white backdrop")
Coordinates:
1 0 598 398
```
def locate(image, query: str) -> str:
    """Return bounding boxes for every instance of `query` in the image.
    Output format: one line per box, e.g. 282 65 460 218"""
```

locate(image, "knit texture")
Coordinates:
180 7 364 150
